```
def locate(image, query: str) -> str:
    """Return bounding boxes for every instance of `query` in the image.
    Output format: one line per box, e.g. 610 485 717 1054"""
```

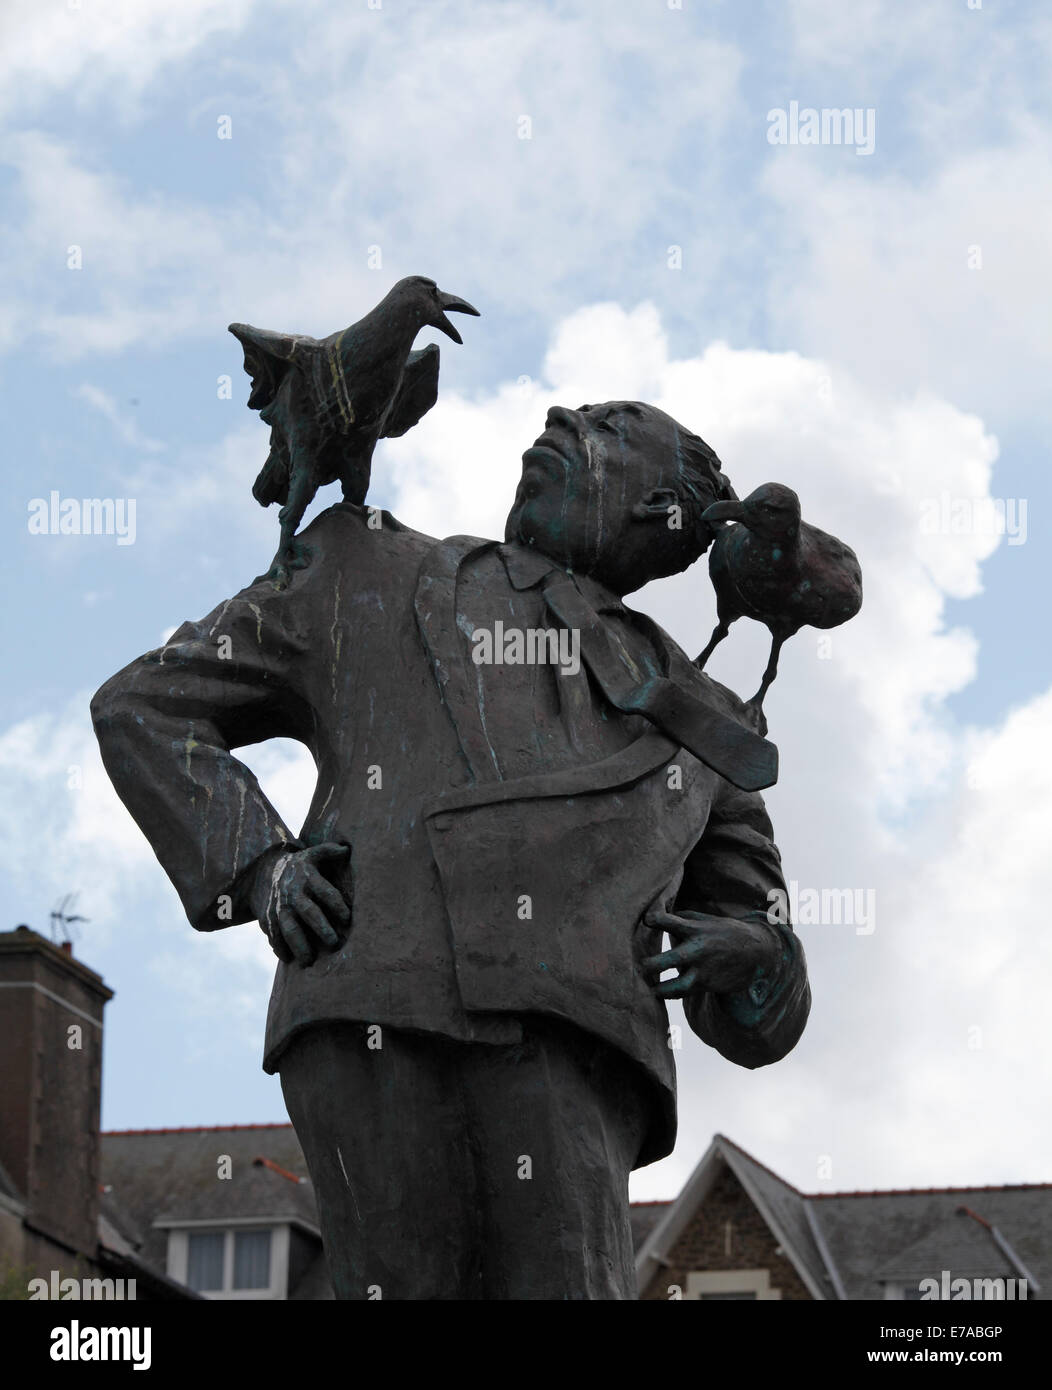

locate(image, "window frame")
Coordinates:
164 1221 290 1299
685 1269 783 1300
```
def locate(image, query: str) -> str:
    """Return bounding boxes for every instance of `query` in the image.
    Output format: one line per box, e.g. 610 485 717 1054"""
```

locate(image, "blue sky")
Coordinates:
2 0 1050 1199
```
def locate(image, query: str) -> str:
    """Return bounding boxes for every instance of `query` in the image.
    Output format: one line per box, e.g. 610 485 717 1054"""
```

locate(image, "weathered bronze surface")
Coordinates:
92 280 858 1299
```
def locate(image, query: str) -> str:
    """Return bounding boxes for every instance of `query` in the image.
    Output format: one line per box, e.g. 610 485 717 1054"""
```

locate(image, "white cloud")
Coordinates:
761 138 1052 421
0 130 237 356
0 0 258 119
0 692 156 933
0 5 747 360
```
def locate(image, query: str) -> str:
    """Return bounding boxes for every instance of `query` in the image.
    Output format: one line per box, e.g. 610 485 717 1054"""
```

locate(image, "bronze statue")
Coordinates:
92 280 860 1299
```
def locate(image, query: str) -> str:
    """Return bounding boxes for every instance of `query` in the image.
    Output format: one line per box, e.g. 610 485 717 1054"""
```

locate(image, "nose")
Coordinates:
546 405 580 432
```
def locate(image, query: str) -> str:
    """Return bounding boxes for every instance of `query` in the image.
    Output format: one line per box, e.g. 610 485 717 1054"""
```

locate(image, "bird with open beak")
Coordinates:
231 275 479 586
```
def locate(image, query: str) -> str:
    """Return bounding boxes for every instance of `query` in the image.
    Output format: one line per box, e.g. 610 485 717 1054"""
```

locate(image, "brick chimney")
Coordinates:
0 927 113 1258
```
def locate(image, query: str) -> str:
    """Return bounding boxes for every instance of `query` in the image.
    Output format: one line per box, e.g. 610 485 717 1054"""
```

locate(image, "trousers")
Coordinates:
278 1016 654 1299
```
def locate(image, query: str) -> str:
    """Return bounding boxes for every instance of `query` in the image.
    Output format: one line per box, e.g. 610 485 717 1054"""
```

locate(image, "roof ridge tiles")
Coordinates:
715 1137 1048 1200
809 1182 1052 1198
103 1123 295 1135
714 1132 806 1195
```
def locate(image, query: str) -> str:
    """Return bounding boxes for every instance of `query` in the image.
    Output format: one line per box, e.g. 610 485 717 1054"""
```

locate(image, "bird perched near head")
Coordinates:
695 482 862 735
230 275 479 586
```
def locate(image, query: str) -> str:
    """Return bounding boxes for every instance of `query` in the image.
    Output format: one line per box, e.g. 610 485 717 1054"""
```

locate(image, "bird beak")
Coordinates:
702 499 747 524
432 290 480 345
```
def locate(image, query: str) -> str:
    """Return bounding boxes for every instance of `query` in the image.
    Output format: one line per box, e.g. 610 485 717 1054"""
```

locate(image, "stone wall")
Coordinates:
641 1162 813 1300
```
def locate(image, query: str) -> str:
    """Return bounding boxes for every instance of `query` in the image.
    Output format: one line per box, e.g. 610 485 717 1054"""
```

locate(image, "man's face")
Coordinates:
505 401 713 590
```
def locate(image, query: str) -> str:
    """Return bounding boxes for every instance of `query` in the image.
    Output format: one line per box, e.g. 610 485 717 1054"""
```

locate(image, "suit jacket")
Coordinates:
91 503 810 1166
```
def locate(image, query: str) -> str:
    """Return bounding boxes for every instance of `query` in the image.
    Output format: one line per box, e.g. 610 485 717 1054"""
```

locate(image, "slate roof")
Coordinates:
811 1186 1050 1299
872 1212 1014 1283
629 1201 669 1249
99 1124 329 1298
633 1135 1051 1299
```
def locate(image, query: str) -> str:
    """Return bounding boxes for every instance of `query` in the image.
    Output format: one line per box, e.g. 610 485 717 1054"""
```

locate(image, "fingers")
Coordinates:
275 908 314 967
267 928 295 965
644 909 697 936
295 893 340 951
304 869 350 924
300 844 351 925
654 967 699 999
642 923 739 996
644 909 716 941
304 841 350 867
261 843 351 967
642 912 774 997
643 943 701 976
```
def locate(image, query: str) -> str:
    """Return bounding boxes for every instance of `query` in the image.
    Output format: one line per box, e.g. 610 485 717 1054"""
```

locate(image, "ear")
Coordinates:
631 487 681 522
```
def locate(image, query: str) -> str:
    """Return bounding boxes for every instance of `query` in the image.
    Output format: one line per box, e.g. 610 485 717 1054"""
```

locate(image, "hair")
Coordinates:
669 422 737 558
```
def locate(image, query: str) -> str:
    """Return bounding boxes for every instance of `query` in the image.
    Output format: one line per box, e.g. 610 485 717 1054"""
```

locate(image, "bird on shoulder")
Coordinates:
230 275 479 587
696 482 862 735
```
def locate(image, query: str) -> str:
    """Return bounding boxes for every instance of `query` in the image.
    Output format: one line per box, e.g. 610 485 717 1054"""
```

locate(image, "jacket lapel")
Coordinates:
413 534 504 782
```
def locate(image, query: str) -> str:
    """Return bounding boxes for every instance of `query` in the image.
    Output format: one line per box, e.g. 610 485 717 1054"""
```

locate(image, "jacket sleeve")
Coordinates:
676 780 810 1067
90 582 315 932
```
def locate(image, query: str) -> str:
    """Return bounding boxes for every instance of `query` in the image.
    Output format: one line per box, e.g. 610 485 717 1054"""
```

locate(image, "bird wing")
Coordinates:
228 323 316 411
380 344 441 438
251 436 291 508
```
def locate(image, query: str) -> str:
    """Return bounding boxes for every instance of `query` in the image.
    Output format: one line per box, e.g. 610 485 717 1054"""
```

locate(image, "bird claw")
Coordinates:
742 698 769 738
253 538 313 589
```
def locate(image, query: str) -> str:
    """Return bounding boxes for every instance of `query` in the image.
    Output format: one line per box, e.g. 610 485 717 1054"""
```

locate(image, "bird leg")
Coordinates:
338 444 374 510
695 621 730 671
257 464 314 589
744 634 786 735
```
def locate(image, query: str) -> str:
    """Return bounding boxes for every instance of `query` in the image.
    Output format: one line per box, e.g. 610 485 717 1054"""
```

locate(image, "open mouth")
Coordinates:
528 428 574 459
521 442 566 479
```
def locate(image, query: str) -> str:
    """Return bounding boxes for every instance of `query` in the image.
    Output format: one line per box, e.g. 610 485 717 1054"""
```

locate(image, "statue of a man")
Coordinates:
92 399 810 1300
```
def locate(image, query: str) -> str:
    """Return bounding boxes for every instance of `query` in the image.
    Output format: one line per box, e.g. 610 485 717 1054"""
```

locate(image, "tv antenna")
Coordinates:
50 892 89 947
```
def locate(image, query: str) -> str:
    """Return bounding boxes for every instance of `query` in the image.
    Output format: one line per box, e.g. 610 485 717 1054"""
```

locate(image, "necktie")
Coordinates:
542 574 778 793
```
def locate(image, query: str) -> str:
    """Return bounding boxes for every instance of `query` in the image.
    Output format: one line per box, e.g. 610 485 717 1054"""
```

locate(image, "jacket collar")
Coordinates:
414 535 778 793
497 542 627 616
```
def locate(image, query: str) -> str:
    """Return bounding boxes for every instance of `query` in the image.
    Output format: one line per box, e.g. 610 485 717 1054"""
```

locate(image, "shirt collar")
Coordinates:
496 542 627 615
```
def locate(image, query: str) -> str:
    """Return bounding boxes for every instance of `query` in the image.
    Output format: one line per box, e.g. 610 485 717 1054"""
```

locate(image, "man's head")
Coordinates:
504 401 734 595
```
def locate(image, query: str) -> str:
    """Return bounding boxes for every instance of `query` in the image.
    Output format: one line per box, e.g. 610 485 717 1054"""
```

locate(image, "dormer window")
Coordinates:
186 1228 272 1292
165 1223 289 1298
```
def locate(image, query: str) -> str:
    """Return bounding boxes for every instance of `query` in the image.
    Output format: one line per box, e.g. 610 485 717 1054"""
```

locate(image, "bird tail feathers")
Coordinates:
252 442 290 507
